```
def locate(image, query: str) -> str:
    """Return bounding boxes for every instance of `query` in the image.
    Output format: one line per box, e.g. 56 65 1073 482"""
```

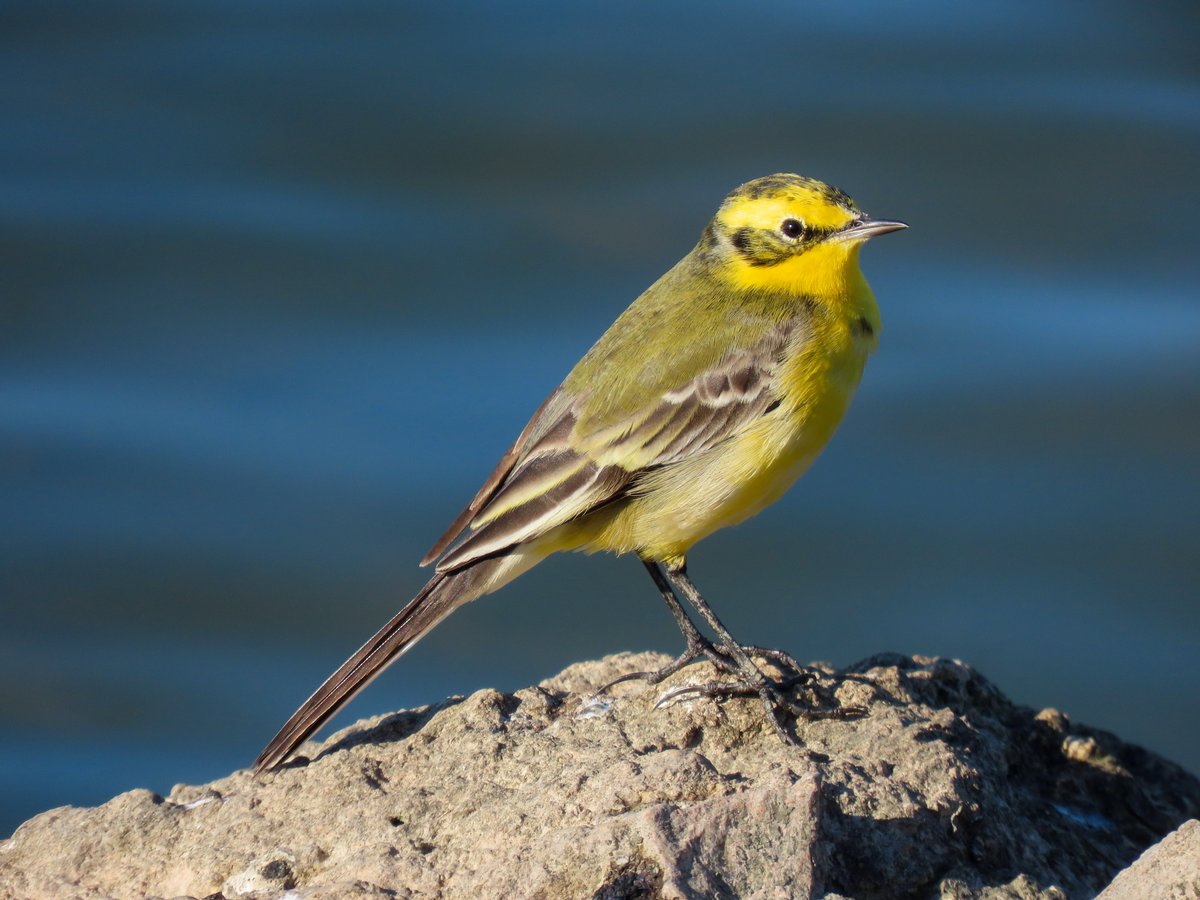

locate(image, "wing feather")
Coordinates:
420 388 572 565
470 449 586 528
430 323 796 573
437 462 628 570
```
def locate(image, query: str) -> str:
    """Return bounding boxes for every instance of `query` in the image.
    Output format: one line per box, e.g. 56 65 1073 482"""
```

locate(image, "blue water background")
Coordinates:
2 1 1198 836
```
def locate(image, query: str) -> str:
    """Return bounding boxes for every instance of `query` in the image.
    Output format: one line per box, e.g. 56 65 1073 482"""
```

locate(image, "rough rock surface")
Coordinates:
1095 818 1200 899
2 652 1198 899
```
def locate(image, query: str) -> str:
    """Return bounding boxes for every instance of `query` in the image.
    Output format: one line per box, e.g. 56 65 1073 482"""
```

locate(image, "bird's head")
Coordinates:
700 173 905 295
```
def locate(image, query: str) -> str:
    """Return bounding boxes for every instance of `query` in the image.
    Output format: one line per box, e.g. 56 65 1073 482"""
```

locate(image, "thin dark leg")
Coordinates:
642 563 801 680
596 560 739 694
664 563 796 743
661 563 865 743
663 568 805 677
643 559 709 647
667 564 767 678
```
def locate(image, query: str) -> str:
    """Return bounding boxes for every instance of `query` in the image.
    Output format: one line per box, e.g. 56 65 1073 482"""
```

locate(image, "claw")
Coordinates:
650 659 867 743
595 638 742 695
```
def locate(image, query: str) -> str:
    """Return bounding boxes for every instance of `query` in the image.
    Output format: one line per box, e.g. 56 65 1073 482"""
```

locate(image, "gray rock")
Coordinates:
1095 818 1200 900
1 652 1197 899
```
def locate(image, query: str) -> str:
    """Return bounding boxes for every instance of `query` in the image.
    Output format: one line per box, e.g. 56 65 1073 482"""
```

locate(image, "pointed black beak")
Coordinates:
839 217 908 241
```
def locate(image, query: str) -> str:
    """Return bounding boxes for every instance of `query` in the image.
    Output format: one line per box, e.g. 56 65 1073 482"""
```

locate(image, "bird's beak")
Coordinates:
838 217 908 241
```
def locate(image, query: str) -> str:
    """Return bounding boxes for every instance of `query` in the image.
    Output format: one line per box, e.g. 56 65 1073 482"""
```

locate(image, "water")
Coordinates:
2 1 1198 837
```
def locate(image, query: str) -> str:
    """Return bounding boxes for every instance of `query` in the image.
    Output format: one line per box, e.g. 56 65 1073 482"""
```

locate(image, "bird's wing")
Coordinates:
420 388 574 566
430 322 794 573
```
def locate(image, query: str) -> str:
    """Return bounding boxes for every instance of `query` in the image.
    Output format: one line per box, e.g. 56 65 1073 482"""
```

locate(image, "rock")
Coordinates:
1095 818 1200 899
1 652 1198 899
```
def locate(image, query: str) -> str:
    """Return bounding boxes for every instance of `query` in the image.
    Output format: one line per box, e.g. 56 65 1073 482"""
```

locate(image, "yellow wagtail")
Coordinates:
255 173 905 772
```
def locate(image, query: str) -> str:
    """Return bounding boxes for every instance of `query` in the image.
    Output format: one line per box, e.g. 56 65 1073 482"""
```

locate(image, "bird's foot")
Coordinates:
596 635 740 694
655 653 867 745
597 641 812 695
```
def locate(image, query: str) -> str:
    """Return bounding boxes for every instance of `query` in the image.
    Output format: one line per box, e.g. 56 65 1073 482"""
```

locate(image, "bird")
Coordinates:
254 173 906 773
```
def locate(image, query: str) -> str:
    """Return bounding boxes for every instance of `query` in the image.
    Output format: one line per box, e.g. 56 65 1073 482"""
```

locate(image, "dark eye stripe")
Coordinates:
725 222 842 268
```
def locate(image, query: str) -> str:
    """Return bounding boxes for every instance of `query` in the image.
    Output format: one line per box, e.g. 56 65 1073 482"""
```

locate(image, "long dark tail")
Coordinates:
254 556 509 774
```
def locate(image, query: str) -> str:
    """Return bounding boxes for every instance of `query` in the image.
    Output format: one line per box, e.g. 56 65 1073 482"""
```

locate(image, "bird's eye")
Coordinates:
780 218 805 240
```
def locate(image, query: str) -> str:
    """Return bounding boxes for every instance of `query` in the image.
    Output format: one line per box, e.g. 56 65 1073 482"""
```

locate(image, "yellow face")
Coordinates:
704 174 895 296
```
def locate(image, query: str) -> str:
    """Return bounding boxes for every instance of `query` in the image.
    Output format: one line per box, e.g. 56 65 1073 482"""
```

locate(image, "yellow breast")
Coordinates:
687 300 873 538
569 301 873 569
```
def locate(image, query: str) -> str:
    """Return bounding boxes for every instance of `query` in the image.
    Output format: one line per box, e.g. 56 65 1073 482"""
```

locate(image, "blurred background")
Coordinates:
2 1 1197 836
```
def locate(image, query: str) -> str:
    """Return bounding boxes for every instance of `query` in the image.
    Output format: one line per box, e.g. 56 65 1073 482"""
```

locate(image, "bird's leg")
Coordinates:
659 563 864 744
596 560 740 694
663 563 798 744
